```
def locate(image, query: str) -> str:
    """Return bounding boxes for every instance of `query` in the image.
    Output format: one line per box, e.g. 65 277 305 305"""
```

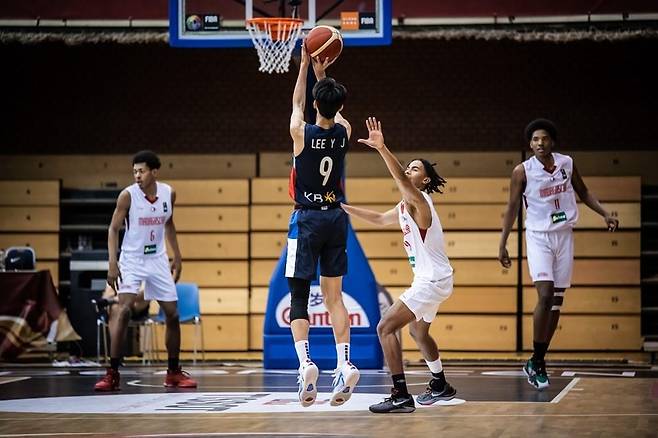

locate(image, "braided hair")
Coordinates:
410 158 447 194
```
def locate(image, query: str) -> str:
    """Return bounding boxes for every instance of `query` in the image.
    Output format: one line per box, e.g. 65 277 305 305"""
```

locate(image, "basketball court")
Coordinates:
1 362 657 437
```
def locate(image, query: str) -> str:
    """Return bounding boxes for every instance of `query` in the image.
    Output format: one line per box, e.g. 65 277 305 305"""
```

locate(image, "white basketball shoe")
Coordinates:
297 359 319 407
330 361 360 406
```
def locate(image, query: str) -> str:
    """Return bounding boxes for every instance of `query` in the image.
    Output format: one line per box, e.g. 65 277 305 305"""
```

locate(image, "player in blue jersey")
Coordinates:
286 45 359 407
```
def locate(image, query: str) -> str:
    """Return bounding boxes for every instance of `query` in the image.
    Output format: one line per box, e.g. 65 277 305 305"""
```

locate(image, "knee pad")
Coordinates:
288 278 311 322
551 291 565 311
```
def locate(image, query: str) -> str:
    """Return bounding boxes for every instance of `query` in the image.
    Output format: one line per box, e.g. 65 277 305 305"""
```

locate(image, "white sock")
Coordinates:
336 343 350 368
295 340 310 366
425 357 443 374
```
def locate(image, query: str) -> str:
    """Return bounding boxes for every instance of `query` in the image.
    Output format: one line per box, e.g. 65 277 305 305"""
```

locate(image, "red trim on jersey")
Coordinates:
401 202 427 242
288 167 297 201
144 195 158 204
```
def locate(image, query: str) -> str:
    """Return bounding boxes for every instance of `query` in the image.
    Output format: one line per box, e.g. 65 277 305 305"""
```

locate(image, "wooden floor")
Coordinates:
0 362 656 438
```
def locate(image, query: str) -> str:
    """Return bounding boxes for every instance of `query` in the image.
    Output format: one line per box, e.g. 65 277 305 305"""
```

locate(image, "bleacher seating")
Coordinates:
0 180 60 283
0 151 647 356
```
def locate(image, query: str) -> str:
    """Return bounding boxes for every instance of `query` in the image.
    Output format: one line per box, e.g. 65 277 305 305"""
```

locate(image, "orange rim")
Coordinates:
247 17 304 41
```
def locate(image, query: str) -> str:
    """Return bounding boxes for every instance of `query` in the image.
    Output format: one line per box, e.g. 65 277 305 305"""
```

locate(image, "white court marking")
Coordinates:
0 434 355 437
550 377 580 404
78 370 141 376
560 370 635 377
0 371 69 376
152 370 229 375
480 371 530 377
0 377 30 385
126 380 444 389
1 413 656 423
0 392 465 414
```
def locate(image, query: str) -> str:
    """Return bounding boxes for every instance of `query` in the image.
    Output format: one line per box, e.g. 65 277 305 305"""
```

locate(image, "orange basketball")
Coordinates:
304 25 343 64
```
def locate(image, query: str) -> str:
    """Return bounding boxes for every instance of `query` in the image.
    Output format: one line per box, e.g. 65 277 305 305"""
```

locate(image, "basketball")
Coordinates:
305 25 343 64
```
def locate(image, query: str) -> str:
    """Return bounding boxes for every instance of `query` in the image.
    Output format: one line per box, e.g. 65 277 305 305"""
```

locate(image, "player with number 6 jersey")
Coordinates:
94 150 196 392
285 43 359 408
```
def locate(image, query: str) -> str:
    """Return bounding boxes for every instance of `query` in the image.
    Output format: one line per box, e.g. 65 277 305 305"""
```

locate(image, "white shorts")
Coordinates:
399 275 453 323
525 229 574 288
118 253 177 302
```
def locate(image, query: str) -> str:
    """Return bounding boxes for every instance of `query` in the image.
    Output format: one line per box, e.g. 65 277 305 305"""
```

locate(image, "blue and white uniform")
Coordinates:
285 123 349 280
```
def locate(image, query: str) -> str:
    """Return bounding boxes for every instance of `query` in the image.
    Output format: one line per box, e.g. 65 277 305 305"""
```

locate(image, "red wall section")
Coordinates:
2 1 657 20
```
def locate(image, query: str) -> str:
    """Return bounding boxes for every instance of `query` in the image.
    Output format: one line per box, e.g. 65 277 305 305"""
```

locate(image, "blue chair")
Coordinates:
150 283 205 364
93 296 156 366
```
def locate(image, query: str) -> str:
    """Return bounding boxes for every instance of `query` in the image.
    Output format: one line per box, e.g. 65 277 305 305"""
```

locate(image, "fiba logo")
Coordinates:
185 14 202 31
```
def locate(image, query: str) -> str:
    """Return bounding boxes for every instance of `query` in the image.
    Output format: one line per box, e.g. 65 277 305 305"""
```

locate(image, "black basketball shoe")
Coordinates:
416 381 457 406
369 388 415 414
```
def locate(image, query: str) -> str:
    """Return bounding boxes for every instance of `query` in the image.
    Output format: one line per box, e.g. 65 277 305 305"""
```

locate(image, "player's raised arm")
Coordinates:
571 162 619 231
358 117 425 207
498 164 526 268
341 203 398 226
290 44 310 155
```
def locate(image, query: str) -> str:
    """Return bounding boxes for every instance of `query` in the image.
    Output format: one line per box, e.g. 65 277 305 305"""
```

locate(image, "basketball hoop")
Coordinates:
246 17 304 74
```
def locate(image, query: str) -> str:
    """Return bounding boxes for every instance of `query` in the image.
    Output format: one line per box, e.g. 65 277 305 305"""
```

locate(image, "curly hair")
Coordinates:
409 158 447 194
524 118 558 142
132 150 161 170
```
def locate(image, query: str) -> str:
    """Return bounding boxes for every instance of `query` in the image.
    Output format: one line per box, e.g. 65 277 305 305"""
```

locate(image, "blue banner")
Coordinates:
263 221 383 370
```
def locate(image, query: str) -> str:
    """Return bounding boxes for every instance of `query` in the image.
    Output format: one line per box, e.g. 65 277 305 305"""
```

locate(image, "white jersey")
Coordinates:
120 181 173 257
522 152 578 232
397 191 453 282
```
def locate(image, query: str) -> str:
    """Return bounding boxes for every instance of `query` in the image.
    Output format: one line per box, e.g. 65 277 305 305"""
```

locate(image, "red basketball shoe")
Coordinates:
94 368 120 391
164 367 197 388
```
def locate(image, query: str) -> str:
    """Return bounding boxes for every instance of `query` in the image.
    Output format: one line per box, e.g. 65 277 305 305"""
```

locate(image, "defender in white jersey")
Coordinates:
499 119 619 390
95 151 196 392
342 117 457 414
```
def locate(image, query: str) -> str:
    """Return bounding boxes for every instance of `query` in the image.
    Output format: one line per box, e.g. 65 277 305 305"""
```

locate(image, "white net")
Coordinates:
247 18 304 74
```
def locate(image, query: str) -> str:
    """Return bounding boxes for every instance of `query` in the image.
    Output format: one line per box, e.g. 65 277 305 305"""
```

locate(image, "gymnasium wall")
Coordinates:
1 37 657 154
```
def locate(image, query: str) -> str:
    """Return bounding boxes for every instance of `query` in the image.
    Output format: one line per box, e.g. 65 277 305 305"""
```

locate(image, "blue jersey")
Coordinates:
289 123 349 209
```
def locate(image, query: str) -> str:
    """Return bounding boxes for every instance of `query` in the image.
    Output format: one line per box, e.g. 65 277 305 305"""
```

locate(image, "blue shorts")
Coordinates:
284 207 348 280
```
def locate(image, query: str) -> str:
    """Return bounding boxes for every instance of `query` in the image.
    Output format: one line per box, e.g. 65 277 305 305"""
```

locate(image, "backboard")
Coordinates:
169 0 391 48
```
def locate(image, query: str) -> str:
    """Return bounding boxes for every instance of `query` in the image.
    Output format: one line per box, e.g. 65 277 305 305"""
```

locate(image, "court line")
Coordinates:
0 377 30 385
560 371 635 377
1 412 657 422
131 434 355 437
0 432 358 437
125 380 440 389
0 434 99 437
550 377 580 404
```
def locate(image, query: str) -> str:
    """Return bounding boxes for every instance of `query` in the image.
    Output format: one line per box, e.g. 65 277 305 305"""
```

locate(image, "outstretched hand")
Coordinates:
357 117 385 150
311 55 332 79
